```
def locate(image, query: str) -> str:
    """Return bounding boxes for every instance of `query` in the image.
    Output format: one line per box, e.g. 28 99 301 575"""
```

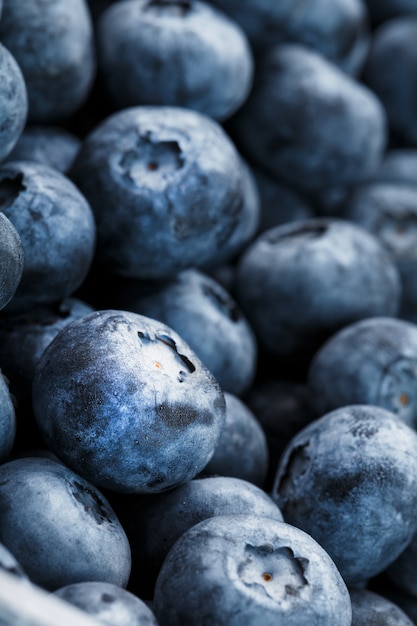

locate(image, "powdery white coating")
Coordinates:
32 309 226 493
0 212 23 311
0 456 132 591
273 404 417 585
153 514 352 625
70 105 258 279
54 581 159 626
97 0 254 121
0 43 27 162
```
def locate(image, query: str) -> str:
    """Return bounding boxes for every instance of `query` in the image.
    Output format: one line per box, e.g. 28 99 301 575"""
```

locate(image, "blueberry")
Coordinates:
54 581 159 626
364 0 417 25
0 161 96 314
0 456 132 590
32 309 226 494
0 370 15 463
153 514 352 625
272 404 417 585
373 148 417 187
234 217 401 363
350 588 415 625
0 0 96 122
70 105 259 279
363 16 417 146
198 392 269 487
0 43 27 162
0 297 94 451
229 43 387 191
384 526 417 598
0 212 23 311
4 125 82 174
308 316 417 428
115 268 258 395
96 0 254 122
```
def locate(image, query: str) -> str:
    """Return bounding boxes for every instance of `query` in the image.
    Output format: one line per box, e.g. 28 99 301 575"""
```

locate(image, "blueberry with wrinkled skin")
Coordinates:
0 456 132 591
340 181 417 322
153 514 352 626
198 392 269 487
0 370 15 462
4 125 81 174
115 269 257 396
110 475 283 599
70 106 258 279
0 161 96 314
97 0 254 122
350 588 415 625
32 309 226 494
0 542 28 581
0 43 27 162
363 17 417 147
0 0 96 123
234 218 401 363
308 316 417 429
273 404 417 585
207 0 369 74
54 581 159 626
0 297 94 451
0 212 23 311
230 43 387 192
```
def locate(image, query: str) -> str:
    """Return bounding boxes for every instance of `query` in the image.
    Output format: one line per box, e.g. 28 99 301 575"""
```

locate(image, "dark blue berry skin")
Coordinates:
363 17 417 147
0 298 94 451
4 125 81 174
0 212 23 311
272 404 417 586
32 309 226 494
234 218 401 363
0 456 132 591
0 0 96 123
384 531 417 607
229 43 387 192
350 589 415 625
198 392 269 487
54 581 159 626
97 0 254 122
0 43 27 162
0 370 15 463
341 181 417 322
70 106 259 279
308 316 417 429
208 0 369 75
364 0 417 25
115 268 257 396
153 514 352 626
0 161 96 314
0 542 28 581
110 475 283 600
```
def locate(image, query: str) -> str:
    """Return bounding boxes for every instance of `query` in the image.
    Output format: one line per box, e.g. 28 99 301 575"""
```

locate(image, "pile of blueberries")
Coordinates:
2 0 417 624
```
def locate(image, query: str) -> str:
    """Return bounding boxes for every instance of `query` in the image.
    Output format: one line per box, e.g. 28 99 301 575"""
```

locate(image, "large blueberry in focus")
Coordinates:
0 161 96 314
273 404 417 585
153 514 352 625
69 106 259 279
115 268 258 395
54 581 159 626
0 0 96 122
0 43 27 162
0 212 23 311
230 43 387 191
4 125 81 174
0 370 16 462
32 309 226 494
350 588 415 625
308 316 417 428
102 474 283 598
363 16 417 146
97 0 254 122
0 456 131 590
234 218 401 363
